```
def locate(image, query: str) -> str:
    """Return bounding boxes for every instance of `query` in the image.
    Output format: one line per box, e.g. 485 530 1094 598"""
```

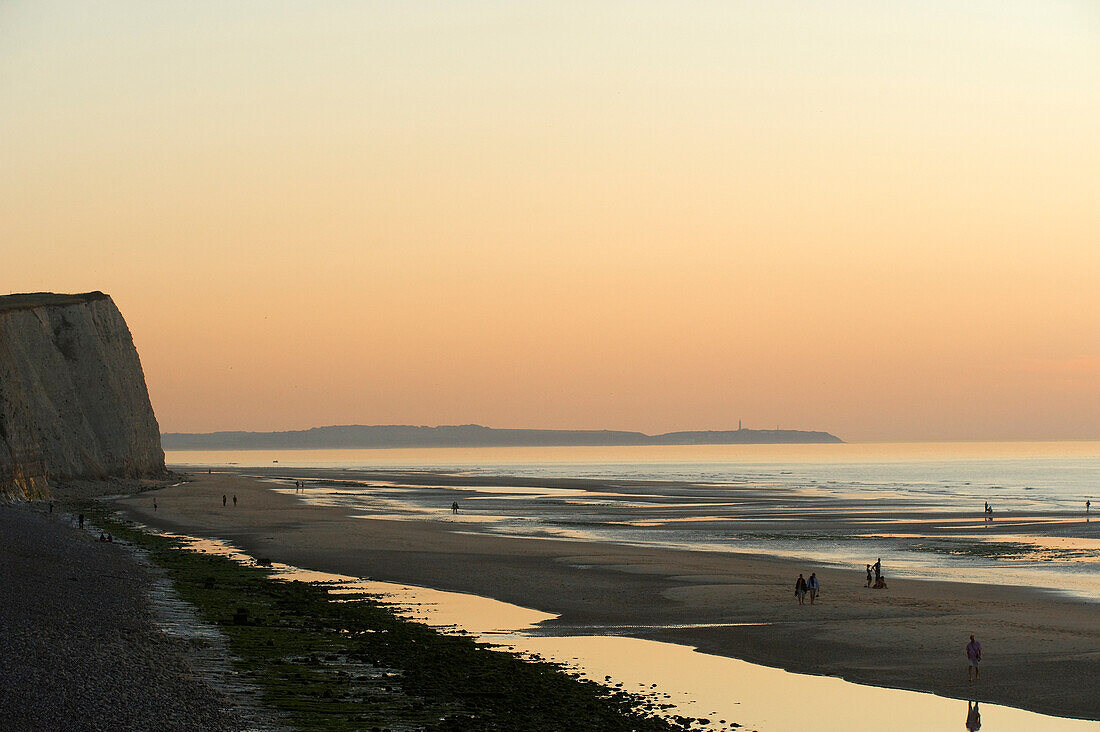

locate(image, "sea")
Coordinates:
167 441 1100 601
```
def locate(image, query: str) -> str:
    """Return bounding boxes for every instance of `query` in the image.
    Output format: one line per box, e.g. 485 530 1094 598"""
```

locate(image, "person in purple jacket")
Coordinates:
967 635 982 681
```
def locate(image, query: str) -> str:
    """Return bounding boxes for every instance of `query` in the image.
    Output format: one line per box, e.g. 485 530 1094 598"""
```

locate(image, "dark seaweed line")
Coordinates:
94 510 711 731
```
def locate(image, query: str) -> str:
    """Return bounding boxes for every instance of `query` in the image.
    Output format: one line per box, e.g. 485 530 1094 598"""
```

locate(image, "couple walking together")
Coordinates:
794 572 820 604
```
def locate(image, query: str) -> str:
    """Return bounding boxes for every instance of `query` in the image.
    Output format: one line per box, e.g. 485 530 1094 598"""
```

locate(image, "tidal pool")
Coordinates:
161 531 1098 731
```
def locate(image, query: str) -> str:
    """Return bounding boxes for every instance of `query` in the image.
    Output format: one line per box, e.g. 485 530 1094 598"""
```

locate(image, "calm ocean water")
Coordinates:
167 441 1100 599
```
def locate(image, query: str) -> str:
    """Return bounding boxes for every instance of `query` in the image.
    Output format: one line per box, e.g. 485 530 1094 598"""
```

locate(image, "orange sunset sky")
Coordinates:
2 2 1098 441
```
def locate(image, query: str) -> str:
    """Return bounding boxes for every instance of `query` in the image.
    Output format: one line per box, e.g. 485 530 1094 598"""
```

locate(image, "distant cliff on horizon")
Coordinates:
162 424 843 450
0 292 165 499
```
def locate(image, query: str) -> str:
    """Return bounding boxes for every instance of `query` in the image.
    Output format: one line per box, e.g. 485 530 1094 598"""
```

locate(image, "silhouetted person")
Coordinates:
78 513 84 529
49 501 54 514
153 498 158 512
451 501 459 514
807 572 820 603
222 494 227 507
795 574 807 604
232 494 237 507
865 564 873 587
873 558 881 582
873 574 888 589
967 634 982 681
966 701 981 730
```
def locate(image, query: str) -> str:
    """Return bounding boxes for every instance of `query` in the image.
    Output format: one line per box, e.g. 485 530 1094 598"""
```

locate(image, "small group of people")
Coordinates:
864 558 887 589
293 480 305 493
97 532 114 543
451 501 459 514
221 494 237 507
793 572 820 604
983 501 995 522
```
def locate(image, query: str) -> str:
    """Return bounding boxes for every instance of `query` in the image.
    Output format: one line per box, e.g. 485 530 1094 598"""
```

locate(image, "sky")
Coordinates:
2 1 1098 441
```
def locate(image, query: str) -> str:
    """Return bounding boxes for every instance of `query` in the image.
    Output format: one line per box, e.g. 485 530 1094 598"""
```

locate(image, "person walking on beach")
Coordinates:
222 494 227 507
451 501 459 515
967 634 982 681
795 574 807 605
807 572 820 604
865 564 873 587
232 494 237 507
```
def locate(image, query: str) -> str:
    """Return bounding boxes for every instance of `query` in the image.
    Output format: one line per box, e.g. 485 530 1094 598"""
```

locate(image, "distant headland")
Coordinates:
162 424 843 450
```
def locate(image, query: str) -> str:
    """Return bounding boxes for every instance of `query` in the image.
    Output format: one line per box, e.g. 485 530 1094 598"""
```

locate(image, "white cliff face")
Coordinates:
0 292 165 499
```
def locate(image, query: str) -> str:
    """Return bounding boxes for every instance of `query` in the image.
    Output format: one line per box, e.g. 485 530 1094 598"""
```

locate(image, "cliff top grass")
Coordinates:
0 291 110 313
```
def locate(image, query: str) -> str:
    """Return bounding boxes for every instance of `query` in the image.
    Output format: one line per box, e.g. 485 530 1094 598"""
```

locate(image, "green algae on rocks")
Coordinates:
98 514 694 731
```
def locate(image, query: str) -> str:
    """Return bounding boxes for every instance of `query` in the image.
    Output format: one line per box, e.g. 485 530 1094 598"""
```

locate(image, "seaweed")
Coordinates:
93 511 694 731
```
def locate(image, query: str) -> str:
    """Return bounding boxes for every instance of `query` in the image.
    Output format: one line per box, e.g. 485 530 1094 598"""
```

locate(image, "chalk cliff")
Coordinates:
0 292 165 499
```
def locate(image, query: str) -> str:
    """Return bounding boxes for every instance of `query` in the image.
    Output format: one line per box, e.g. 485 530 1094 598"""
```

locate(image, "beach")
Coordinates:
115 471 1100 722
0 502 243 731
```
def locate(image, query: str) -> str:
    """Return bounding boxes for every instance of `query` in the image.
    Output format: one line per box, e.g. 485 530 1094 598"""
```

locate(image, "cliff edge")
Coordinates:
0 292 165 499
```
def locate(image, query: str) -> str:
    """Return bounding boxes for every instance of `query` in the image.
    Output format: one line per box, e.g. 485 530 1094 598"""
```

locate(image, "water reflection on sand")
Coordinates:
267 473 1100 601
163 531 1096 732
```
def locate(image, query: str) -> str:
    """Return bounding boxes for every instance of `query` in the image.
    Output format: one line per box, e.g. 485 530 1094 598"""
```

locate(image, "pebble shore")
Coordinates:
0 503 243 731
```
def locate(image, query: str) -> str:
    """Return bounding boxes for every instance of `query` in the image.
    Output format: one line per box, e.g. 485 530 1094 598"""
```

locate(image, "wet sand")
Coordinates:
114 473 1100 721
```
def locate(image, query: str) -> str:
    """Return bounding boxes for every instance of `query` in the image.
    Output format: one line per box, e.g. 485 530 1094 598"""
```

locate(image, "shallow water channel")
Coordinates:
166 531 1097 732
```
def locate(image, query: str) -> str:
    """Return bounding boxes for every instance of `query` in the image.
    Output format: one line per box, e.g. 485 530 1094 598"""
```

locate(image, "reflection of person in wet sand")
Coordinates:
966 701 981 730
451 501 459 515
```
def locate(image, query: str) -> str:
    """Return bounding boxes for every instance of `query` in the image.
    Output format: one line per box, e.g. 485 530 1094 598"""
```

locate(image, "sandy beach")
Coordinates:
115 472 1100 722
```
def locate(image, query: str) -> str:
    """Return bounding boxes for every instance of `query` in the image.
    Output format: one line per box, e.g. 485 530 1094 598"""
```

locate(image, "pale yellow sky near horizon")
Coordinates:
2 1 1099 441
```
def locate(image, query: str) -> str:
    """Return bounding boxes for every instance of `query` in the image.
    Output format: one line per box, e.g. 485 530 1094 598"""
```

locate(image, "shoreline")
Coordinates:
0 501 243 731
113 472 1100 721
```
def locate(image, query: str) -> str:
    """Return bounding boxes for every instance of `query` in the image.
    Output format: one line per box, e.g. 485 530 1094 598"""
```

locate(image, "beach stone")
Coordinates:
0 505 241 730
